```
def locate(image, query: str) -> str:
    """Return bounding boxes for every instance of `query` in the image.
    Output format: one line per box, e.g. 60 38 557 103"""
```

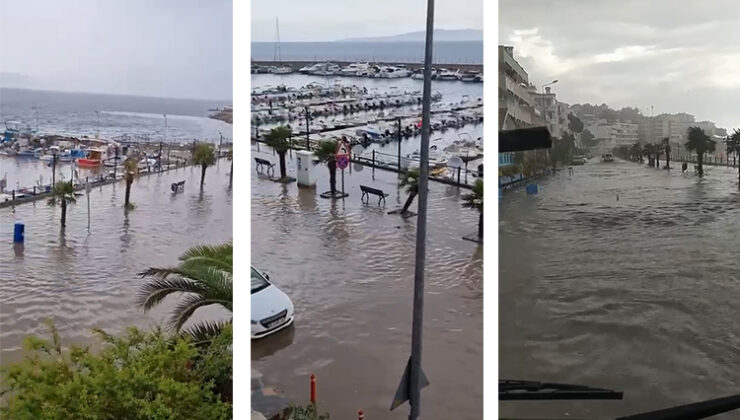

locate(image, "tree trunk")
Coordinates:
61 199 67 228
230 161 233 187
401 191 417 214
328 161 337 194
125 179 132 207
655 155 660 168
200 165 207 189
665 148 671 169
697 153 704 176
478 210 483 238
278 152 287 179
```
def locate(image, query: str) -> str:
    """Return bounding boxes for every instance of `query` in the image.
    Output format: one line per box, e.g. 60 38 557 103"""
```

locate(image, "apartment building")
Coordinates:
498 45 536 130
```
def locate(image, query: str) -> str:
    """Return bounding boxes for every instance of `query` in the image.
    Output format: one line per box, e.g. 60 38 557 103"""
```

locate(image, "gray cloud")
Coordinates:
0 0 232 100
251 0 482 42
500 0 740 129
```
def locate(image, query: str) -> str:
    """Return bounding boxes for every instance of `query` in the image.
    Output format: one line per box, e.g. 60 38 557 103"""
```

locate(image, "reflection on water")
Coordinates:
251 149 482 420
0 163 232 365
500 159 740 419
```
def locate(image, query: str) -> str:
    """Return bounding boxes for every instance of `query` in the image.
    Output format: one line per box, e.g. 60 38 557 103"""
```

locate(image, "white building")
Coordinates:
498 45 536 130
586 120 639 152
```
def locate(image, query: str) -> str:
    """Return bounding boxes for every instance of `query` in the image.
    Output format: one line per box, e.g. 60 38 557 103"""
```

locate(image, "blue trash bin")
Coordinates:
13 222 24 243
526 184 539 195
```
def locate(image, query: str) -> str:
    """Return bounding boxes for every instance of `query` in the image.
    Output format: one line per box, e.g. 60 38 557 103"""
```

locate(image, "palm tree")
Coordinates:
662 137 671 169
654 142 663 168
265 126 292 180
123 157 138 209
193 143 217 190
47 181 76 228
227 148 233 188
462 179 483 239
726 128 740 186
314 139 338 194
643 143 656 167
685 126 716 176
399 168 420 214
137 242 232 343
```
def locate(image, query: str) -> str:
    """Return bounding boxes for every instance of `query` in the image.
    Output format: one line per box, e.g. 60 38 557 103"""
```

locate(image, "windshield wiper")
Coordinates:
617 394 740 420
500 379 623 401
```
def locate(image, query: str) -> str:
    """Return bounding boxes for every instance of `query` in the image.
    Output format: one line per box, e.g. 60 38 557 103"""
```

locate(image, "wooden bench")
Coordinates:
360 185 389 205
254 157 275 177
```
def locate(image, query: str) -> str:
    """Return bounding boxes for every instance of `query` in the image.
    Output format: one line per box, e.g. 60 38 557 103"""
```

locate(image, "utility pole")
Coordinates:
390 1 435 419
397 117 402 171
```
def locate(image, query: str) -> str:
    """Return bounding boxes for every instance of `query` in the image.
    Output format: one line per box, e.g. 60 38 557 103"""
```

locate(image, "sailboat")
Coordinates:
272 17 293 75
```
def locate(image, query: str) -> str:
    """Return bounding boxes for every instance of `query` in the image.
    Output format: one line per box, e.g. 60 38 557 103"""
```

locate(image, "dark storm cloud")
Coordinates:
500 0 740 129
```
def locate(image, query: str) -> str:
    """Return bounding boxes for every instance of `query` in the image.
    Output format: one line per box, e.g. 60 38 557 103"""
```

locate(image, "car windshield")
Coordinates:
251 267 270 294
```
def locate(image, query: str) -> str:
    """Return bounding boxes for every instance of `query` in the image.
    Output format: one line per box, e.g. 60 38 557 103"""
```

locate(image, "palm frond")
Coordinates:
462 179 483 211
169 294 231 332
181 319 232 346
136 276 205 311
313 140 338 163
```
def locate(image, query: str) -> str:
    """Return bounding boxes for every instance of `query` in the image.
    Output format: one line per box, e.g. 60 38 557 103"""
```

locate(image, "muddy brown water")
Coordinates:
1 162 233 365
500 158 740 419
251 148 483 419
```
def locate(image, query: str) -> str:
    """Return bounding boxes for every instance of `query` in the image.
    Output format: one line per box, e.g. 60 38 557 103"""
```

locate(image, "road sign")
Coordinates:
336 140 350 170
337 154 349 169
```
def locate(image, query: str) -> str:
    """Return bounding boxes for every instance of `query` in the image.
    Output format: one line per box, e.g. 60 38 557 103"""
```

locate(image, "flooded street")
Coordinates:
500 159 740 418
251 147 483 419
0 162 232 364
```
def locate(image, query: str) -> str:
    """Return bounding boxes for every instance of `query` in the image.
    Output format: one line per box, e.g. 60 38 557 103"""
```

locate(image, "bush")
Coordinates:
289 404 330 420
1 322 232 420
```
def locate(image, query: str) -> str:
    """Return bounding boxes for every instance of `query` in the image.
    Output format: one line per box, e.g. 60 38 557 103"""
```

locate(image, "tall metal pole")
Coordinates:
409 0 435 418
305 106 310 150
397 117 402 171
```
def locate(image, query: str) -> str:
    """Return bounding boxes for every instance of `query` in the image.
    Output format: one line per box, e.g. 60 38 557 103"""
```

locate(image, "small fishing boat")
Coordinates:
77 148 105 167
437 69 460 81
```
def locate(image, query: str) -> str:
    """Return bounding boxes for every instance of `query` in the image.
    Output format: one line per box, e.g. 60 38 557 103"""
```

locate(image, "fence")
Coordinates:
671 152 739 168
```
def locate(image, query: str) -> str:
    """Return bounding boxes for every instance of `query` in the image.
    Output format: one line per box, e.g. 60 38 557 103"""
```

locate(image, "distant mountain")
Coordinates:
338 29 482 43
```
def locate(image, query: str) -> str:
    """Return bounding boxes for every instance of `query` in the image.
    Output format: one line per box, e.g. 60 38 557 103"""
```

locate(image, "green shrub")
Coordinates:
288 403 330 420
1 322 231 420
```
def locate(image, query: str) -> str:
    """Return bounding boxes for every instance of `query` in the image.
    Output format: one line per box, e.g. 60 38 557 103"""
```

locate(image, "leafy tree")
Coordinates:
265 126 293 180
47 180 76 228
685 126 716 176
193 143 217 190
662 137 671 169
137 242 232 343
567 113 584 133
580 129 597 149
550 133 576 168
399 168 420 214
462 179 483 239
314 140 338 194
123 156 138 209
0 322 232 420
726 128 740 186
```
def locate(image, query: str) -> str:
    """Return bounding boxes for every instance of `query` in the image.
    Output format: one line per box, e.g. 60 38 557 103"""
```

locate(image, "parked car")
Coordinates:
251 266 295 339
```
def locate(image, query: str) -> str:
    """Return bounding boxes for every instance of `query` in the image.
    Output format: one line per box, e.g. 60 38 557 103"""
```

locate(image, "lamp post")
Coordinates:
219 131 223 158
95 111 100 138
539 80 558 164
51 147 58 187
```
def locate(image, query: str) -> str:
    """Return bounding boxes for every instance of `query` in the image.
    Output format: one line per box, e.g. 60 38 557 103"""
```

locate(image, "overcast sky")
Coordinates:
0 0 232 100
251 0 483 42
500 0 740 131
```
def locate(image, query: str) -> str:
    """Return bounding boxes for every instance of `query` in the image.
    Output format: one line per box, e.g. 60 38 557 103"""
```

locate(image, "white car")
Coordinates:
251 266 294 339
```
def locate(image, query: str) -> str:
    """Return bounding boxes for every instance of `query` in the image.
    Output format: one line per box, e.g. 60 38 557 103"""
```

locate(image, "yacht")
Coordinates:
338 62 370 77
460 71 481 82
437 69 461 81
377 66 411 78
298 63 322 73
311 62 342 76
272 66 293 74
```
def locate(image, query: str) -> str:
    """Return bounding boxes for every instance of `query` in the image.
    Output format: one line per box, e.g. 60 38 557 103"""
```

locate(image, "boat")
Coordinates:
602 152 614 162
77 148 105 167
376 66 411 79
273 66 293 74
405 146 448 169
311 62 342 76
339 62 370 77
355 125 384 141
460 71 481 82
16 148 36 158
298 63 322 73
437 69 460 81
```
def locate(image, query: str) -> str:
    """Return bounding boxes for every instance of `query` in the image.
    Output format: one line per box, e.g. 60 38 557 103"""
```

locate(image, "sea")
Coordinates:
0 87 232 144
251 41 483 64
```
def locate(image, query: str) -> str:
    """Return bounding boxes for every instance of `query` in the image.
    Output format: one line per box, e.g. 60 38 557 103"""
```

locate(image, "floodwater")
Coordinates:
500 158 740 418
251 147 483 419
0 162 232 365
